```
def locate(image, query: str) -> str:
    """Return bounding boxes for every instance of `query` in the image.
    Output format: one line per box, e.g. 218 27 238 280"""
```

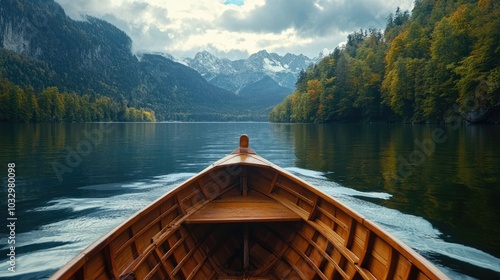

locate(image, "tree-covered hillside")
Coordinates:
0 78 156 122
0 0 266 122
270 0 500 123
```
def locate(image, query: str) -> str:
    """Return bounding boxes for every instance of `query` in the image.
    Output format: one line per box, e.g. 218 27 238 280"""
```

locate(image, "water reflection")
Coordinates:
1 122 499 279
288 123 500 263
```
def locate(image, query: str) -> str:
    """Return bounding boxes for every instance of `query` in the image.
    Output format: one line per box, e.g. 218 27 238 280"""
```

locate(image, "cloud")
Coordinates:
219 0 317 34
55 0 176 52
218 0 394 36
54 0 414 59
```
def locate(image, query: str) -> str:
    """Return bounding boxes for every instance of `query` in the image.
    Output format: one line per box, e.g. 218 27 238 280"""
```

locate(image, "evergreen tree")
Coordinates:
271 0 500 124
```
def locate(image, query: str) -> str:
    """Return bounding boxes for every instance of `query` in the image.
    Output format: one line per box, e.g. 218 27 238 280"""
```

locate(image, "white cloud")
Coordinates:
54 0 414 59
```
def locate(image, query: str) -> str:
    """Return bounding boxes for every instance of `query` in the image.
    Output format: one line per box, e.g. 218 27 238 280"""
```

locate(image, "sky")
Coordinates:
54 0 414 60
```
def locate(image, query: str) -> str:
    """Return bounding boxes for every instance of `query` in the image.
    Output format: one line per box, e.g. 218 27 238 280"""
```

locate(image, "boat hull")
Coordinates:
51 136 449 280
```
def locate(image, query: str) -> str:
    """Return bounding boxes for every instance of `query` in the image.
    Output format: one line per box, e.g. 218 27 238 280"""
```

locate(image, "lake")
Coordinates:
0 122 499 279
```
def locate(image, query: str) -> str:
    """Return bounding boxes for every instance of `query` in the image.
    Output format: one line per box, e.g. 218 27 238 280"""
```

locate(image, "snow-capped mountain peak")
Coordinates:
184 50 313 94
262 57 287 73
184 51 236 78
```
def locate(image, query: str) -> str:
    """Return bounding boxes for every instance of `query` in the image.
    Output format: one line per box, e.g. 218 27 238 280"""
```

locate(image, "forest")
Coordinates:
0 79 156 122
0 0 247 123
269 0 500 123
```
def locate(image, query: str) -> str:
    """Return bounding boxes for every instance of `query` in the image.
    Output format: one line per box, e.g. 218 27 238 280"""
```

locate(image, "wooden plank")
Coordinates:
243 224 249 277
103 245 119 280
276 181 314 206
142 249 166 280
270 193 309 220
119 250 151 279
356 267 377 280
308 196 320 220
295 230 350 279
196 180 209 199
268 172 279 193
288 241 329 280
242 167 248 197
176 193 187 215
282 249 308 280
185 197 301 223
115 204 180 256
316 206 348 231
393 254 412 279
83 253 107 280
276 194 360 265
169 244 199 277
51 142 451 280
185 256 208 280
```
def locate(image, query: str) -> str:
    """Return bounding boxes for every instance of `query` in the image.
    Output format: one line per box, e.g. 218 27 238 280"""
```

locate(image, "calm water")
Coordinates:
0 122 499 279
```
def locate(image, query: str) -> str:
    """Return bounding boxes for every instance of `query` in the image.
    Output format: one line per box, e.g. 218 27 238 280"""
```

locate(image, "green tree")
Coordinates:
0 86 31 122
271 1 499 124
455 1 500 114
38 87 65 122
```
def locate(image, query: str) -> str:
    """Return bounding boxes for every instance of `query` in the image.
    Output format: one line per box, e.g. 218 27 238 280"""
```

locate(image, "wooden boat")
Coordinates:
51 135 449 280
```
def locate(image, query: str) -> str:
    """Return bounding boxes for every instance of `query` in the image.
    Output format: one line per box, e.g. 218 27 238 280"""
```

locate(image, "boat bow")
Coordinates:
51 134 449 280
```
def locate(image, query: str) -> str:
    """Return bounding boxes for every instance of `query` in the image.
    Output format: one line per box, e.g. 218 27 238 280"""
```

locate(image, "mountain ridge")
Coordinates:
183 50 314 97
0 0 273 121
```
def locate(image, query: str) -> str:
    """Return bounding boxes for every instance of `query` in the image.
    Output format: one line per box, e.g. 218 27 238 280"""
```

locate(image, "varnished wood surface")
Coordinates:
185 196 301 223
50 135 450 280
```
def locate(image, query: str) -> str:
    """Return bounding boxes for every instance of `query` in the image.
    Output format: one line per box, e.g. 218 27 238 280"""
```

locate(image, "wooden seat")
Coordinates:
185 196 301 223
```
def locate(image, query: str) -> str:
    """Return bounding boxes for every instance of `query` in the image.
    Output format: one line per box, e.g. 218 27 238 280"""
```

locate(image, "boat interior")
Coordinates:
51 137 446 280
59 157 441 280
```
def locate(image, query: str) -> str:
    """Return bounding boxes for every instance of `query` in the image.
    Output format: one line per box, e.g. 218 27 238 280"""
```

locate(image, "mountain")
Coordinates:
184 50 314 97
184 51 237 81
0 0 266 121
1 0 139 95
135 53 241 120
238 76 292 110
